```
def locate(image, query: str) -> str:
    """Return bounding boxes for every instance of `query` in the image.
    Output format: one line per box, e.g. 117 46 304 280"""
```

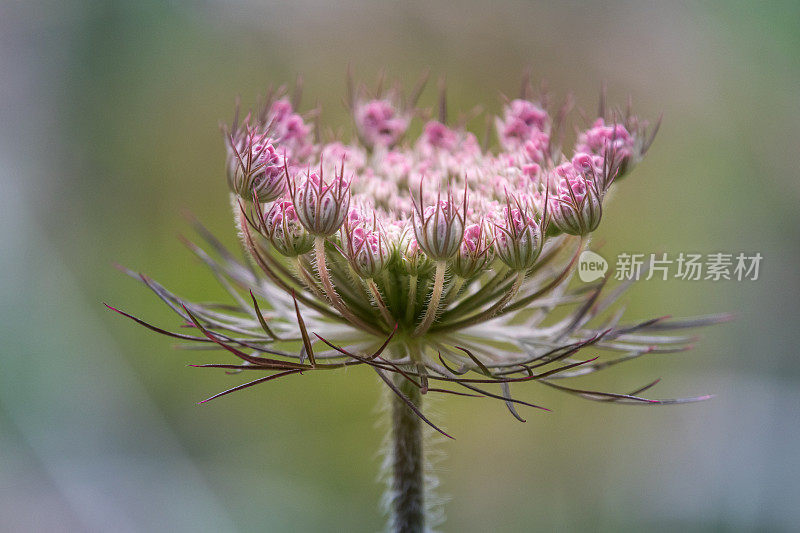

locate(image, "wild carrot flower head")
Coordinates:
111 74 723 444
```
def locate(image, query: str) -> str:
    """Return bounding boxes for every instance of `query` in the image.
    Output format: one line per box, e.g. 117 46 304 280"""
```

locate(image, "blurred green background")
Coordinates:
2 1 799 531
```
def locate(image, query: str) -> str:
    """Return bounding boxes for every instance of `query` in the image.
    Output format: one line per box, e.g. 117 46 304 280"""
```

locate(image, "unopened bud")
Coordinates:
453 223 493 277
412 199 465 261
227 131 285 202
264 200 314 257
291 168 351 237
494 203 544 270
548 159 603 236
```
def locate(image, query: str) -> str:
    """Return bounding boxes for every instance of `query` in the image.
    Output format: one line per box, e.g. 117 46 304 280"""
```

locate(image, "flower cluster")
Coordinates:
111 75 725 439
108 76 730 533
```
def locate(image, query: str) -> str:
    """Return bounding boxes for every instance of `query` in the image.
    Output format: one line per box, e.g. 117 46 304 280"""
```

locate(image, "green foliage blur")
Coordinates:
2 1 798 531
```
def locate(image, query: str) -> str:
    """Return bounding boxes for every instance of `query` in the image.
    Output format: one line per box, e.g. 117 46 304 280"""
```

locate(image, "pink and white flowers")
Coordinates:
220 81 664 319
355 99 410 149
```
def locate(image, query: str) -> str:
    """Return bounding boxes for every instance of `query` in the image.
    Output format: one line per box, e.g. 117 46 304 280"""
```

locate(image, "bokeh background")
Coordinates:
2 1 799 531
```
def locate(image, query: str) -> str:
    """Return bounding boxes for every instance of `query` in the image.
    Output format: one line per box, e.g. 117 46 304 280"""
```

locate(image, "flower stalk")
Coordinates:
388 372 425 533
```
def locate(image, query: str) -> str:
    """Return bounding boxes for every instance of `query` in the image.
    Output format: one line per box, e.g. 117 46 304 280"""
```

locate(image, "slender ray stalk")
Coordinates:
313 236 381 335
367 278 395 327
442 276 464 307
292 256 327 301
414 261 446 336
450 270 526 328
405 274 418 324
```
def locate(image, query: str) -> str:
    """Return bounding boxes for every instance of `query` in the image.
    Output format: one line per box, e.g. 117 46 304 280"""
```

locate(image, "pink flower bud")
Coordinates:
548 161 603 236
496 99 550 151
575 118 634 162
321 143 366 172
276 113 313 162
421 121 458 152
570 152 604 174
522 132 550 164
453 223 493 277
522 163 541 181
344 223 389 279
226 130 285 202
264 200 314 257
493 202 544 270
291 168 351 237
260 98 313 163
269 98 293 124
412 197 465 261
355 99 409 149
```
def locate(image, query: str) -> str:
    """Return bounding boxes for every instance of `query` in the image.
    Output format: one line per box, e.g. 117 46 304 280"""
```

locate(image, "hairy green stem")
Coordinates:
382 269 400 312
389 373 425 533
